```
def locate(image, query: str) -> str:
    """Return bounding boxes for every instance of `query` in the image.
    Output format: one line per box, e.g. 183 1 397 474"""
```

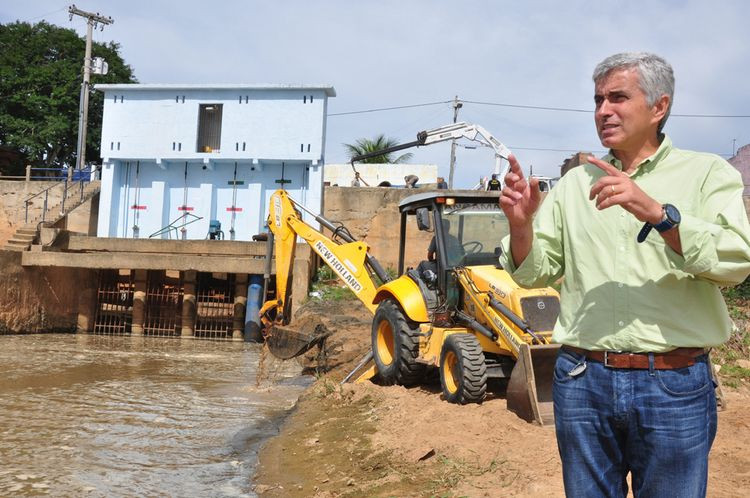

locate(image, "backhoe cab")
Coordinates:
361 191 561 425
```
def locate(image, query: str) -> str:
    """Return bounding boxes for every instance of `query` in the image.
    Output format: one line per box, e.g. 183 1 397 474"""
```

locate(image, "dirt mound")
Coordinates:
255 295 750 497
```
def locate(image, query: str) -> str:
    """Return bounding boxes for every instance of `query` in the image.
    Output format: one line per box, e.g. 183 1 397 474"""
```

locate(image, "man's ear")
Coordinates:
652 94 670 123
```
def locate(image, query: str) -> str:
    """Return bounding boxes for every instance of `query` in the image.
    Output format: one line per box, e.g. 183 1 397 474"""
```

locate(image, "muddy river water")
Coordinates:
0 334 310 497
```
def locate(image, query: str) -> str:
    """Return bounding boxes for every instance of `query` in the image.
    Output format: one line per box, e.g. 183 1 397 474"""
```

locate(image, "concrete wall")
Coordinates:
322 186 435 272
324 163 438 187
0 250 98 334
0 180 73 245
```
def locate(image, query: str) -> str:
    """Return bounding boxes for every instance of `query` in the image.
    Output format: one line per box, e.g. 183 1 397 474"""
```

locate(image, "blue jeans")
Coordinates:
553 348 717 498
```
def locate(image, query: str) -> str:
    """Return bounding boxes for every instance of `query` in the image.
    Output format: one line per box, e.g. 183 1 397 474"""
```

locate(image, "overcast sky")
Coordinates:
3 0 749 187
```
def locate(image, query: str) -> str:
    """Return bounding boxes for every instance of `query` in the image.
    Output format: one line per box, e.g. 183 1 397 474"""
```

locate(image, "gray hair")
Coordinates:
592 52 675 132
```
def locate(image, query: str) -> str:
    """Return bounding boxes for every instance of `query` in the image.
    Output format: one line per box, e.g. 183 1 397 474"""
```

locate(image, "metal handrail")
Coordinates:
23 176 96 224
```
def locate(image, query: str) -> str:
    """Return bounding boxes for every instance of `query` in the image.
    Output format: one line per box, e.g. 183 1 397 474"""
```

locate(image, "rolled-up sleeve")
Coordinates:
669 163 750 286
500 184 565 288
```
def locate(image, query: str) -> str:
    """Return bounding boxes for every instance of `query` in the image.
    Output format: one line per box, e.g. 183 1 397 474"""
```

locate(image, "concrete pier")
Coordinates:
131 270 147 336
181 270 197 338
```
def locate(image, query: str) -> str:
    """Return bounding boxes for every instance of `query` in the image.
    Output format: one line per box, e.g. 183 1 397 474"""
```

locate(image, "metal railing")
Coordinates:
0 165 97 182
23 174 95 224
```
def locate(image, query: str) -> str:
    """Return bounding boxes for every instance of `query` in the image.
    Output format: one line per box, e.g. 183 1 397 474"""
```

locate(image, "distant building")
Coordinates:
559 152 591 177
324 163 438 187
94 83 335 240
728 143 750 197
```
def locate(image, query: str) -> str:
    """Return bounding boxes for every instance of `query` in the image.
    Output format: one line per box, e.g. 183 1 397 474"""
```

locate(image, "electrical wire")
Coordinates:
328 100 452 116
13 5 68 23
329 98 750 119
466 99 750 118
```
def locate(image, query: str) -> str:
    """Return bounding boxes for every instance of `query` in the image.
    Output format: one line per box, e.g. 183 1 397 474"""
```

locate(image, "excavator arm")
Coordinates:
260 190 389 357
350 121 513 179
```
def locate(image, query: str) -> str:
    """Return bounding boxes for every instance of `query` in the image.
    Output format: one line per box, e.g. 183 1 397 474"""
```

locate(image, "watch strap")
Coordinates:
653 216 676 233
637 222 653 243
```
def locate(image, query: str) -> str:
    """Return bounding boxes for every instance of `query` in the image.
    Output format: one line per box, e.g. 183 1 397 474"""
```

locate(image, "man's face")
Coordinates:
594 68 662 151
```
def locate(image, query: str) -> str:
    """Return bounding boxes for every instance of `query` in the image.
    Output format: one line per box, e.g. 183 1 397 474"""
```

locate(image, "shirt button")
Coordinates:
618 283 624 288
618 320 625 327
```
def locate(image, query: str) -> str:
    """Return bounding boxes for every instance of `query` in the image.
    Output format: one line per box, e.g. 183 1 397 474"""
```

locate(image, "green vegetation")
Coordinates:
715 278 750 387
0 21 136 174
343 135 413 164
309 265 356 302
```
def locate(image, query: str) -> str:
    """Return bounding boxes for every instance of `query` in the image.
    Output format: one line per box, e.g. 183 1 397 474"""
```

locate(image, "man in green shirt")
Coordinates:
499 52 750 497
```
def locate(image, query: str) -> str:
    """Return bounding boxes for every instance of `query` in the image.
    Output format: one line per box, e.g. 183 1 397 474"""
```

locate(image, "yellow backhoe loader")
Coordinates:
260 121 560 425
259 187 561 425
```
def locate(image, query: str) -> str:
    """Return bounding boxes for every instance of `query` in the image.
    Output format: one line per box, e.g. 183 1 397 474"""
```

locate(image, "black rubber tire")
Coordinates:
371 299 425 386
440 333 488 404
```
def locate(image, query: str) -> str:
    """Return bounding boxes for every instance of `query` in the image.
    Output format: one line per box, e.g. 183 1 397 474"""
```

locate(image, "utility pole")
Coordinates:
447 95 462 189
733 138 737 157
69 4 113 180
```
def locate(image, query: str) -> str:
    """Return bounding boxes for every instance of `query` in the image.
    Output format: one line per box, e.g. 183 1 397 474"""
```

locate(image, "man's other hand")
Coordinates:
588 156 663 224
500 154 542 228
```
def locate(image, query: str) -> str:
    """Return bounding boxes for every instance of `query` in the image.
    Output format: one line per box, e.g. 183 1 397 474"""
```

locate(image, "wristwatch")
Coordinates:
637 204 681 243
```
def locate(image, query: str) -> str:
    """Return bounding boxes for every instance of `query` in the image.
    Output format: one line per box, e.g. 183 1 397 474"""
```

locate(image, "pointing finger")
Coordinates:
588 155 624 177
507 154 524 178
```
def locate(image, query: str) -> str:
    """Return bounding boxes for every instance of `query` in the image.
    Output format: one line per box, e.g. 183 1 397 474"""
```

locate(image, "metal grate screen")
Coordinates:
94 272 133 335
143 283 182 337
195 273 235 339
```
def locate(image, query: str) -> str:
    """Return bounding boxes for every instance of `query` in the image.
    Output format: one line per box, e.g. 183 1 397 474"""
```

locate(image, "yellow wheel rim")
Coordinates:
376 320 395 366
443 350 459 394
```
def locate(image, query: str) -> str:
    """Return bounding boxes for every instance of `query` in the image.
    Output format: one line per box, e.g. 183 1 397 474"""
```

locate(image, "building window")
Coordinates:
197 104 223 153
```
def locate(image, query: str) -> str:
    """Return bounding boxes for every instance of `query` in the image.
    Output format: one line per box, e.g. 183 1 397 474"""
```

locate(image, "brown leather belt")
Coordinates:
562 345 707 370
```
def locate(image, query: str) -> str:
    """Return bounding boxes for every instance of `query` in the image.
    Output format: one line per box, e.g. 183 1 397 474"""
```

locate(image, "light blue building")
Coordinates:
94 83 335 240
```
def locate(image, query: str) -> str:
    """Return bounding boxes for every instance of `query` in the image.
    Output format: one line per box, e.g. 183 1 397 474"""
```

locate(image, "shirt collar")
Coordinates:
603 134 673 176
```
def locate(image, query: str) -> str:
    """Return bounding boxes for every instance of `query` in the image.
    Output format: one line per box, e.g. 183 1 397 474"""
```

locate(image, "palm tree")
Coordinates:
343 135 413 163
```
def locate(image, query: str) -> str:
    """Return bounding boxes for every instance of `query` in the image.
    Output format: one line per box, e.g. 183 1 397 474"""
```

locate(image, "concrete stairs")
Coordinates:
3 181 100 252
4 225 39 252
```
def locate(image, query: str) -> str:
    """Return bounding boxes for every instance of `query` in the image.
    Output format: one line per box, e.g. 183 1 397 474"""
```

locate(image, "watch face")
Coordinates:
664 204 681 224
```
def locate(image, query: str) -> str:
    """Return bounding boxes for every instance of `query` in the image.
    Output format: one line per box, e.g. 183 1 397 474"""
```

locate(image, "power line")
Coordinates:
328 98 750 119
14 5 68 23
463 100 592 114
328 100 451 116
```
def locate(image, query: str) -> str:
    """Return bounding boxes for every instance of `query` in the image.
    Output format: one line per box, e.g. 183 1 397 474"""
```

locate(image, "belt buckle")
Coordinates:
603 350 623 368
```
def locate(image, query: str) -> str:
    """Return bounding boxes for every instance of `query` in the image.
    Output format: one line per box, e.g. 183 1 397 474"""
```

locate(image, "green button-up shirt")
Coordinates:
500 136 750 352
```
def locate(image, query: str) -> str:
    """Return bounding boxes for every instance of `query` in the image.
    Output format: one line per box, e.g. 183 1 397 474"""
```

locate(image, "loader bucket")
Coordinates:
506 343 560 426
265 320 331 360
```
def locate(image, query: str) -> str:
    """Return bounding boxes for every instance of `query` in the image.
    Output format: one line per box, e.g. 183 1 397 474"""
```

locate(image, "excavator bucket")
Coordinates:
265 320 331 360
506 343 560 426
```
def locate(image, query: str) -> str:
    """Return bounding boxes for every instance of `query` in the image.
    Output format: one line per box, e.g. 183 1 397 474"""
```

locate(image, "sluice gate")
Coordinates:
93 270 248 341
94 276 134 335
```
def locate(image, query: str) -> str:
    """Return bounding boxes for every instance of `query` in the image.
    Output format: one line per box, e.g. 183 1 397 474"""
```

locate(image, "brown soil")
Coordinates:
254 297 750 497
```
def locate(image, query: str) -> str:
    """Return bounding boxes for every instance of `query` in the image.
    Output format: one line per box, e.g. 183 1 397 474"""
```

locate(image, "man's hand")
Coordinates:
588 156 662 224
499 154 540 267
500 154 542 227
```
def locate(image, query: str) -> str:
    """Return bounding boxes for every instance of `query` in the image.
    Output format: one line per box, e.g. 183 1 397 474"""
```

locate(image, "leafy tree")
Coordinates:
344 134 413 164
0 21 136 175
